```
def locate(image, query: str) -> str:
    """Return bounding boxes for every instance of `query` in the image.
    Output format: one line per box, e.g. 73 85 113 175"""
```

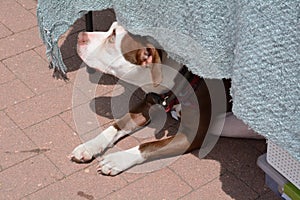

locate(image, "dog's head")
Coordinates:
77 22 163 88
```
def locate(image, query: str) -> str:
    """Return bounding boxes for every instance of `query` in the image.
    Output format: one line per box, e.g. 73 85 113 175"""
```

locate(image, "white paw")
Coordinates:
97 146 145 176
70 139 102 163
70 126 119 163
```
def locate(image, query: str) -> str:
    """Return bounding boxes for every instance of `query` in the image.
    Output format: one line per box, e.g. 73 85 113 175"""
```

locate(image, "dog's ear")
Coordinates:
121 34 163 87
136 45 163 87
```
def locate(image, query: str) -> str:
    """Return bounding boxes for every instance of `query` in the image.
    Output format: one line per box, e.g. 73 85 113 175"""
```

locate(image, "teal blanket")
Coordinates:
37 0 300 161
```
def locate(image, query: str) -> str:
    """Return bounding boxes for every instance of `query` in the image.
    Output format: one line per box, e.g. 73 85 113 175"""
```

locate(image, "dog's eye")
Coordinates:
108 29 116 43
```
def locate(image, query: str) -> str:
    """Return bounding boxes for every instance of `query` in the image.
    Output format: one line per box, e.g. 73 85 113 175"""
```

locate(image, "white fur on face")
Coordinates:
77 22 131 75
77 22 180 93
77 22 155 88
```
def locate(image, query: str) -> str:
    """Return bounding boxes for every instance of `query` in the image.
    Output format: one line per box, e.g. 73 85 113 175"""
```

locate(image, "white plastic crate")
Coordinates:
266 140 300 189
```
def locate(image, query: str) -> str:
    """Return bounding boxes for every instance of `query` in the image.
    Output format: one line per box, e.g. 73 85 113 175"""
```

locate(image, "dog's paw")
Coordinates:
70 141 102 163
97 147 145 176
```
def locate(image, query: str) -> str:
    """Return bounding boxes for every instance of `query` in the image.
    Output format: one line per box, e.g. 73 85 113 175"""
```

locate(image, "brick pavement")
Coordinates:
0 1 280 199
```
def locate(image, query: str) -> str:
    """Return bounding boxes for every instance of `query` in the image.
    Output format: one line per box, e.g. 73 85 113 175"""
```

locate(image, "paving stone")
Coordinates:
181 172 258 200
33 45 47 61
34 45 73 83
73 67 120 100
27 164 127 200
0 154 63 200
207 138 269 195
0 23 12 39
5 83 84 129
3 50 66 95
24 116 92 176
120 172 148 184
0 61 15 85
181 181 233 200
169 153 224 189
60 107 101 135
17 0 37 10
0 1 37 32
0 111 37 170
59 82 126 135
73 86 91 107
30 8 37 16
59 109 77 132
256 190 281 200
102 168 192 200
91 86 143 122
0 27 42 60
71 102 107 135
0 79 35 110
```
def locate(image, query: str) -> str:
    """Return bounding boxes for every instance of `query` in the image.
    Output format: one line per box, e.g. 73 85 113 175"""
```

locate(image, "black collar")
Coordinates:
146 66 202 112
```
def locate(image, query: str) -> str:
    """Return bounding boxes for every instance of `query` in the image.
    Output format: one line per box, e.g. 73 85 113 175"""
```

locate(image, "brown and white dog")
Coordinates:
70 22 261 175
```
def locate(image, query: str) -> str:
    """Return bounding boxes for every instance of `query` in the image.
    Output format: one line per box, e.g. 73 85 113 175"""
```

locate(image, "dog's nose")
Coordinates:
77 32 89 45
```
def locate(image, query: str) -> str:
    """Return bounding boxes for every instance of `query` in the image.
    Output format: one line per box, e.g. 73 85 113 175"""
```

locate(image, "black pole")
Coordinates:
85 11 93 31
85 11 96 74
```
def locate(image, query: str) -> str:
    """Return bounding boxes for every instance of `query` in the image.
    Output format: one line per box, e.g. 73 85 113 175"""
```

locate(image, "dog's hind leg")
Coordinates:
97 132 199 176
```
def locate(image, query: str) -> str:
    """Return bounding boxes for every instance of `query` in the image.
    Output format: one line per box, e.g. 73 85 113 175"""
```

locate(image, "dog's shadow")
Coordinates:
90 82 179 139
191 138 269 199
59 10 271 200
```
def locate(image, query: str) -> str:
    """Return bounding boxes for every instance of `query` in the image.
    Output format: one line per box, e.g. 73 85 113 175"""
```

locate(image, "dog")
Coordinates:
70 22 261 176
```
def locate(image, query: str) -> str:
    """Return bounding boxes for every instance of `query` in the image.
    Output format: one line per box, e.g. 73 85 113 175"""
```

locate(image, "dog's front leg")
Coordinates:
70 125 120 163
70 101 151 163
